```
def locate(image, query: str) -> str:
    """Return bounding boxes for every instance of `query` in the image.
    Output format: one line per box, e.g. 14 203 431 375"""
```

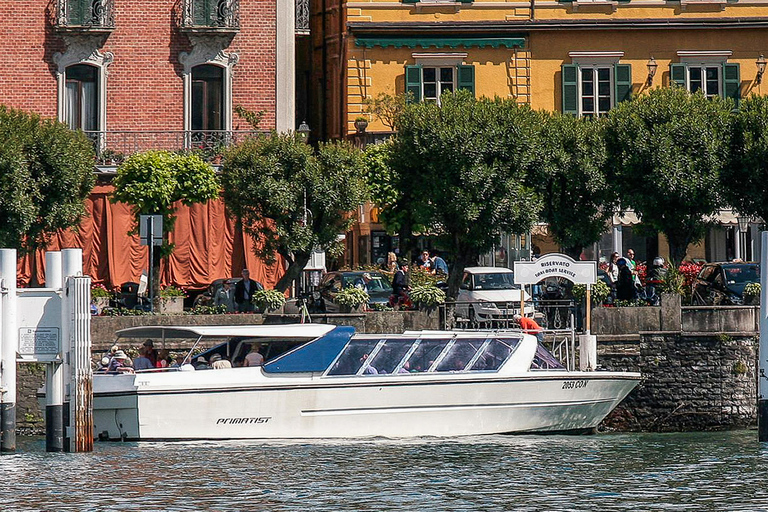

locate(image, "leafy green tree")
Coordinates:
389 91 542 298
221 133 368 292
722 94 768 224
0 106 95 252
111 150 220 286
604 87 733 265
534 113 614 259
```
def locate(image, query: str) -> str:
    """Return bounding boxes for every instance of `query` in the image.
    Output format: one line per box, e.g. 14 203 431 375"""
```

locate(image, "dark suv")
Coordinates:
691 262 760 306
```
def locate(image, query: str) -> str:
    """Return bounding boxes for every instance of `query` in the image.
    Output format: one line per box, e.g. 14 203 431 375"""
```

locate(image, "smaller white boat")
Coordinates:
91 324 640 440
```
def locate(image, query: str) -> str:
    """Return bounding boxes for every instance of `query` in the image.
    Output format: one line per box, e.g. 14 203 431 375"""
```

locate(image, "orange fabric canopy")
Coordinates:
17 184 285 291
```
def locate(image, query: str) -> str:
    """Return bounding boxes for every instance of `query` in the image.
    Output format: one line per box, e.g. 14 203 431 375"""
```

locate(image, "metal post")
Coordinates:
148 217 154 313
45 251 64 452
62 249 83 452
585 283 592 335
758 232 768 442
0 249 17 452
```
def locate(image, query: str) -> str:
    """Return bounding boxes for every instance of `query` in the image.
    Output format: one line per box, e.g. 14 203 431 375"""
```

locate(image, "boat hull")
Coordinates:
93 370 639 440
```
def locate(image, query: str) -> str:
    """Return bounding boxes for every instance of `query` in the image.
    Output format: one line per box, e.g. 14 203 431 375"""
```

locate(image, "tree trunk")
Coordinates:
666 234 689 268
274 252 311 293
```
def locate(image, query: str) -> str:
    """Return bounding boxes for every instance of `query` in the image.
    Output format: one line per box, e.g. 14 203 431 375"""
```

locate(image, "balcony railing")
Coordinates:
84 130 263 166
180 0 240 31
55 0 115 30
296 0 310 35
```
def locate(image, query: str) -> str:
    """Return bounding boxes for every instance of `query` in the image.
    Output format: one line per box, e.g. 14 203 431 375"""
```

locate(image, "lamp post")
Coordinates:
646 57 658 86
738 215 750 261
757 54 767 85
297 120 310 143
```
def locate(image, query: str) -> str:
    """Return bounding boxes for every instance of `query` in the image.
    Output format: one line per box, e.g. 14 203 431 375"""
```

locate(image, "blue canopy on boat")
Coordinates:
262 326 356 373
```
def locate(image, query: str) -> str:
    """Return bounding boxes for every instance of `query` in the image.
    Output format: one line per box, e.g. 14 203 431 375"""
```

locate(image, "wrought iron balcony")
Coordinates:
296 0 310 35
55 0 115 31
84 130 263 167
180 0 240 32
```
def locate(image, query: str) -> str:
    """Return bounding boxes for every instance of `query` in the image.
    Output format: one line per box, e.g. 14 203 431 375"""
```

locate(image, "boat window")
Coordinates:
367 338 416 374
405 339 449 373
327 339 381 375
469 338 520 371
434 338 485 372
530 344 566 370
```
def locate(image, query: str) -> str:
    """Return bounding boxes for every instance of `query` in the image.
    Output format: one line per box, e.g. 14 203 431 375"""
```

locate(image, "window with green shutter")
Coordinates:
723 63 740 107
614 63 632 104
669 62 740 106
670 64 686 88
405 65 422 103
404 64 474 103
562 62 629 117
561 64 578 115
457 65 475 96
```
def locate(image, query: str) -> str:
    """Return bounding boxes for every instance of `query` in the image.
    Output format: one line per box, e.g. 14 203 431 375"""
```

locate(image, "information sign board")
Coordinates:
18 327 60 356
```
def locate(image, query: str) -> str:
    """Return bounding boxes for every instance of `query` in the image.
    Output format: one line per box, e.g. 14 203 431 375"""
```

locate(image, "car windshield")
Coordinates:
342 274 393 293
472 273 518 290
724 265 759 285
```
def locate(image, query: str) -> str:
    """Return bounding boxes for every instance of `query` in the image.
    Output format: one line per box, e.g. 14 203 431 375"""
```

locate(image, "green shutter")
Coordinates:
458 0 473 3
68 0 88 25
561 64 578 115
614 63 632 104
457 65 475 96
670 64 686 88
402 0 419 4
723 63 741 107
405 65 422 103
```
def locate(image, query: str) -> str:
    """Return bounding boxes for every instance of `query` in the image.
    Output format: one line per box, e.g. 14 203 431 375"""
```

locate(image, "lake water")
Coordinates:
2 430 767 511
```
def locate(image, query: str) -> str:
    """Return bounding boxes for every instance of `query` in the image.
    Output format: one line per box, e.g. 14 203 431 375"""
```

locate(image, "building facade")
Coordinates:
315 0 767 265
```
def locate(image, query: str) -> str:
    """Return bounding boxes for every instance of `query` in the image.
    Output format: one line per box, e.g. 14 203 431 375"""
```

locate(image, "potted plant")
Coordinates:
155 285 186 314
408 284 446 312
571 280 611 306
354 116 369 133
91 283 113 313
252 289 286 313
335 287 369 313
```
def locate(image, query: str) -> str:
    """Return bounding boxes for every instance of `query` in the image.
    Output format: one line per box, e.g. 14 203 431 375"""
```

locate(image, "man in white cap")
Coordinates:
108 350 132 372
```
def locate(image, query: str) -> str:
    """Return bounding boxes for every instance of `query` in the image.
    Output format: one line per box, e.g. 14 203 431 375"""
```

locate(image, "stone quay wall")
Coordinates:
596 295 758 432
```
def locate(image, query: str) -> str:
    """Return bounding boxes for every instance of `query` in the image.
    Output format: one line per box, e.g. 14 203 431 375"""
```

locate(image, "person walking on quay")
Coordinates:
235 269 263 313
391 262 410 308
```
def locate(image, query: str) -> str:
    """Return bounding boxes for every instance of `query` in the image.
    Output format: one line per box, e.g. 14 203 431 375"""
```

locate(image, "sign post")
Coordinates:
514 253 598 370
140 215 163 312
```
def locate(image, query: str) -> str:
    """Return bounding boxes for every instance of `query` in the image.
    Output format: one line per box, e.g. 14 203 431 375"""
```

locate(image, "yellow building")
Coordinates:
313 0 766 264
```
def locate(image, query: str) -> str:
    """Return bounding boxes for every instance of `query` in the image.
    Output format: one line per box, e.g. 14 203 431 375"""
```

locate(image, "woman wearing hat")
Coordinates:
108 350 133 373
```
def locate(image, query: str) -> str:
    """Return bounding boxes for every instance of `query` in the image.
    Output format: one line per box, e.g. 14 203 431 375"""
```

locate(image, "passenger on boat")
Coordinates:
244 343 264 367
132 347 154 371
108 350 133 373
194 356 210 370
156 349 170 368
95 356 111 373
170 355 185 368
142 339 158 366
210 353 232 369
397 361 411 373
360 354 378 374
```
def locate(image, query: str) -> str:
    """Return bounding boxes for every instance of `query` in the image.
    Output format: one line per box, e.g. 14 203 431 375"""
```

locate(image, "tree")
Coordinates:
534 113 615 259
389 91 542 298
221 133 369 292
604 87 733 265
111 150 220 288
722 94 768 223
0 105 95 252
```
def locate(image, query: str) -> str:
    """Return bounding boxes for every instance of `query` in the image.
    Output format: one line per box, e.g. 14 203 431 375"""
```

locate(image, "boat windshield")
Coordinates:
326 336 521 376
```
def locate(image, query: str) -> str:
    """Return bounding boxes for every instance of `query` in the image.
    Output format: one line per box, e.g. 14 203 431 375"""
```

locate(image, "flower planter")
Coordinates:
339 304 364 314
154 296 184 314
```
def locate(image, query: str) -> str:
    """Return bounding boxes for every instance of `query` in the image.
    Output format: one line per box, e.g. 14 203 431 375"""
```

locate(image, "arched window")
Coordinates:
191 64 224 132
64 64 99 132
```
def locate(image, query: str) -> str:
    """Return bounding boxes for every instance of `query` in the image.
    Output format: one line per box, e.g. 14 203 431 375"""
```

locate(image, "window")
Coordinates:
670 62 740 105
64 64 98 132
405 64 475 103
191 64 224 131
561 63 632 117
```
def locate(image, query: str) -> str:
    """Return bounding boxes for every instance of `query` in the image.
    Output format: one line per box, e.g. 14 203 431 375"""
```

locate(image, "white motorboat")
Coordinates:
92 324 640 440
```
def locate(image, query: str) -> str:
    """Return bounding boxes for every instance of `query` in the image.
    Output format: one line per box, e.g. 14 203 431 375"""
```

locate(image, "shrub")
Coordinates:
660 268 686 296
188 304 228 315
409 284 446 308
408 266 440 288
744 282 761 305
159 285 186 298
252 289 286 312
571 280 611 306
91 283 112 298
335 287 369 308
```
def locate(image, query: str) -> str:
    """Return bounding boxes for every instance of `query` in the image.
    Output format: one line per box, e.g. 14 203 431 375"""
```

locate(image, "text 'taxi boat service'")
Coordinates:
93 324 640 440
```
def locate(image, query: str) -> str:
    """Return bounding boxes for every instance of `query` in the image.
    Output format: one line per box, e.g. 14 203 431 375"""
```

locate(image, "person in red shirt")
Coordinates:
513 314 544 343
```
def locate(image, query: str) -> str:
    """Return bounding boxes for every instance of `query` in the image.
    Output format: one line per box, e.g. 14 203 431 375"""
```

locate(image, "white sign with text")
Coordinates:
514 253 597 285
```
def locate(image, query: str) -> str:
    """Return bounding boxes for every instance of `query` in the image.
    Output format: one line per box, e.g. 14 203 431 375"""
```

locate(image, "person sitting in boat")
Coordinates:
194 356 210 370
513 314 544 343
95 356 111 373
142 339 158 366
108 350 133 373
132 346 154 371
210 353 232 369
360 353 378 374
244 343 264 367
170 354 185 368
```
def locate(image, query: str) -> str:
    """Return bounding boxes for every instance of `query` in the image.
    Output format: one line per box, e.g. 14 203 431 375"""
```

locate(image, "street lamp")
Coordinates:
646 57 658 86
757 55 767 85
738 215 750 234
297 120 310 143
737 215 750 261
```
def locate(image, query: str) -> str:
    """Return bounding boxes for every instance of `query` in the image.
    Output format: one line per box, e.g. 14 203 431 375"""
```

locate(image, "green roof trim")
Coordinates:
354 37 526 49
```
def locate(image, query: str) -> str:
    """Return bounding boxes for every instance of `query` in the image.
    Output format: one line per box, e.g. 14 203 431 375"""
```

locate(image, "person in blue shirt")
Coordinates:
431 252 449 276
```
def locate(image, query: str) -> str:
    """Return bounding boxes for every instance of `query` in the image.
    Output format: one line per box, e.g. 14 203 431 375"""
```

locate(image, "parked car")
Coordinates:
318 271 394 312
455 267 534 324
691 262 760 306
